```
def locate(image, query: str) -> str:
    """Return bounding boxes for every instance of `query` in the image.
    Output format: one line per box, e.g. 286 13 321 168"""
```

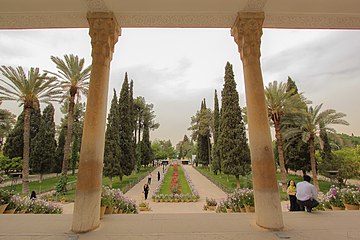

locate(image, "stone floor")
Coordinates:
1 211 359 240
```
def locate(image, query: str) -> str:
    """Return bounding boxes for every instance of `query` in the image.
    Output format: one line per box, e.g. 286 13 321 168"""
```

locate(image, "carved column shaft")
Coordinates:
72 12 120 233
232 12 284 230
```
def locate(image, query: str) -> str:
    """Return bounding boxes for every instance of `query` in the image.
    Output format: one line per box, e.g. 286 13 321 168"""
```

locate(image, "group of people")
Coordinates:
287 175 319 212
143 171 161 200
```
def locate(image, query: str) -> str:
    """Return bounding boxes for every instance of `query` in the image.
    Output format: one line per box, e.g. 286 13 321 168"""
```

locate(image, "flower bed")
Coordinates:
101 186 138 214
216 188 254 213
152 164 199 202
316 185 360 211
0 189 62 214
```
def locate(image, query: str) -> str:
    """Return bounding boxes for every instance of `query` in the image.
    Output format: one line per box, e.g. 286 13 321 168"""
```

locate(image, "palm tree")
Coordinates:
46 54 91 175
0 66 62 193
283 104 349 190
265 81 307 191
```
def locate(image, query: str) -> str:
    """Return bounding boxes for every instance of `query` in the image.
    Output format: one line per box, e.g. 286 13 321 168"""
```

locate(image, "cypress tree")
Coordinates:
54 125 66 174
104 90 121 187
212 90 221 174
3 109 41 159
178 145 183 159
129 80 137 172
283 77 311 174
197 99 211 166
184 135 194 159
118 73 133 179
286 76 299 94
3 115 23 159
30 104 57 181
320 123 333 162
219 62 250 188
70 102 85 175
140 108 152 166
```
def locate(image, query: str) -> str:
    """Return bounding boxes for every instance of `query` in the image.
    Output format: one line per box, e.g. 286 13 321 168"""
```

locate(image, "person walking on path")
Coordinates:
148 173 152 185
157 171 160 181
287 180 300 211
143 183 150 200
296 175 319 212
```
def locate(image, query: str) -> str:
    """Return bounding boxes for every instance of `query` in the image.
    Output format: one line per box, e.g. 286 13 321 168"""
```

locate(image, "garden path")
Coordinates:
124 164 228 213
61 164 289 214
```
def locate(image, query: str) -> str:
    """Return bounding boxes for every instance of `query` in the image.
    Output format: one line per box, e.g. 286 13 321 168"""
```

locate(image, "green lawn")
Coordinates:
102 166 155 192
195 166 335 194
195 166 250 193
159 165 192 195
2 175 77 194
1 166 155 200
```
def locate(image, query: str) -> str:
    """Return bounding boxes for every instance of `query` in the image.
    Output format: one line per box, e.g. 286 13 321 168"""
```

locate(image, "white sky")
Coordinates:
0 28 359 145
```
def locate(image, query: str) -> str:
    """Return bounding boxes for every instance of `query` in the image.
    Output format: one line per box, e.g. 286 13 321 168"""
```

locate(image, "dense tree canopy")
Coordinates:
30 104 57 181
0 66 62 193
0 109 16 146
283 104 349 190
176 135 194 159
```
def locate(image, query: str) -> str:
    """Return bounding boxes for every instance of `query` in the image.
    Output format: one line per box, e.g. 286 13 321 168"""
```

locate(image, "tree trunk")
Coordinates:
22 107 31 194
62 94 75 175
109 176 112 188
39 173 43 183
275 122 287 192
309 136 320 191
236 175 240 189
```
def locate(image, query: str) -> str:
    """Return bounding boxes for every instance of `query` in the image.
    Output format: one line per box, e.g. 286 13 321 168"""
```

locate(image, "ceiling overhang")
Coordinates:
1 0 360 29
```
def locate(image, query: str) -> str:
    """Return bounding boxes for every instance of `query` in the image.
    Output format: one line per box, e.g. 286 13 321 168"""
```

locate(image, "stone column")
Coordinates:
231 12 284 230
72 12 120 233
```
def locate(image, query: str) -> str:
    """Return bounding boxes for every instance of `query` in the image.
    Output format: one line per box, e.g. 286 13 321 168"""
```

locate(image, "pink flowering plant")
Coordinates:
101 186 138 213
11 194 31 212
30 199 63 214
216 199 229 213
215 188 255 213
242 188 254 207
0 189 13 205
342 187 360 206
326 186 345 208
206 197 217 207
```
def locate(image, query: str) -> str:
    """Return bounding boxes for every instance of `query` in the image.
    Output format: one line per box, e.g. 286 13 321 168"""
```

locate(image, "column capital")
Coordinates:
87 12 121 65
231 12 264 61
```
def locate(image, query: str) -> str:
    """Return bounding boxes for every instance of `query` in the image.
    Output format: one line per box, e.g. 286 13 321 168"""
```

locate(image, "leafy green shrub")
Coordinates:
55 175 68 195
0 189 13 204
0 156 22 174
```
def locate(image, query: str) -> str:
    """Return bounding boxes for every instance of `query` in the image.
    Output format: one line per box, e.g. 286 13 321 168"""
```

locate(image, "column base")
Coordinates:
254 189 284 230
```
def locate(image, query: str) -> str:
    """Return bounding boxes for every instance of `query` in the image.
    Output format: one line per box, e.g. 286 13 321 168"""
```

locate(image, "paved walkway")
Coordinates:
125 164 227 213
